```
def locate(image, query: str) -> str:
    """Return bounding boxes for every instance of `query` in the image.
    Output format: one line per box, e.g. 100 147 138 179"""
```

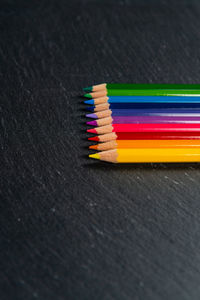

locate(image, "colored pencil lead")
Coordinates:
87 120 97 126
84 93 92 98
89 144 98 150
83 86 92 92
87 128 96 134
88 136 100 141
84 99 95 105
86 113 97 119
89 153 100 160
86 106 95 112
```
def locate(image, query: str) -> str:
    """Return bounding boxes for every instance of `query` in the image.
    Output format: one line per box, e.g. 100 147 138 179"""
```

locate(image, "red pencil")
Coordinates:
88 132 200 142
87 123 200 135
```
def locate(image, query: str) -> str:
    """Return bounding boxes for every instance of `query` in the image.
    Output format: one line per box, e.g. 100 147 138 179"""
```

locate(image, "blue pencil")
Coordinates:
86 102 200 112
84 96 200 105
86 108 200 119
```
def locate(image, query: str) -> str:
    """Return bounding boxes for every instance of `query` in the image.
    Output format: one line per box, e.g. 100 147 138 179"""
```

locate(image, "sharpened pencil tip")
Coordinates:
83 86 92 92
84 93 92 98
87 120 97 126
88 136 99 141
86 106 95 112
86 113 97 119
89 144 98 150
84 99 94 105
87 128 97 134
89 153 100 160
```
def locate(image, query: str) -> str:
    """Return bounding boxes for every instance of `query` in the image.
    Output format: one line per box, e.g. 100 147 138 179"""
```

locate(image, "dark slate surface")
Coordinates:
1 0 200 299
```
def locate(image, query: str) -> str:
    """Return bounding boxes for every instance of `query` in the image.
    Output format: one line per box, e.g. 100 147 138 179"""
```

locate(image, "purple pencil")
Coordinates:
87 116 200 127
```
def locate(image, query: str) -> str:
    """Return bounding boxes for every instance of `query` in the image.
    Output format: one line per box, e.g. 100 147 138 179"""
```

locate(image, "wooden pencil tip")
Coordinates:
84 93 92 98
86 106 95 112
87 128 97 134
88 136 99 141
83 86 92 92
84 99 94 105
89 153 100 160
89 144 98 150
86 113 97 119
87 120 97 126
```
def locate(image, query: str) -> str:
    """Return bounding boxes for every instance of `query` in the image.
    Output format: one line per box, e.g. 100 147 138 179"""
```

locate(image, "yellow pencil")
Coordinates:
89 148 200 163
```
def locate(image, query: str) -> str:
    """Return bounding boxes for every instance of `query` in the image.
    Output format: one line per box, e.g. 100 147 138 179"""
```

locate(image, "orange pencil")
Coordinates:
89 139 200 151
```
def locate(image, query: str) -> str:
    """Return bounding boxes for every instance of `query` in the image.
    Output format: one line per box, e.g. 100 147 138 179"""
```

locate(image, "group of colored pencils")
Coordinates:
84 83 200 163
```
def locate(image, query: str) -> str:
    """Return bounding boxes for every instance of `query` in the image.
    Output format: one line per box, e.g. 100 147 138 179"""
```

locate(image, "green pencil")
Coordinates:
83 83 200 99
84 83 200 92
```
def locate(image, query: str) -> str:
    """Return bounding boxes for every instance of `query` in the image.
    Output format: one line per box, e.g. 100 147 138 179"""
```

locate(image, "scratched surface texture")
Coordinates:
1 0 200 299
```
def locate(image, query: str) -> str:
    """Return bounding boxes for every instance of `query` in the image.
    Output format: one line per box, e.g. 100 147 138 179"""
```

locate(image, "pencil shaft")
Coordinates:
106 84 200 90
91 140 200 151
117 148 200 163
90 123 200 135
112 103 200 109
110 116 200 124
110 90 200 96
89 89 200 98
90 132 200 142
85 83 200 92
106 108 200 116
88 96 200 105
93 103 200 112
104 148 200 163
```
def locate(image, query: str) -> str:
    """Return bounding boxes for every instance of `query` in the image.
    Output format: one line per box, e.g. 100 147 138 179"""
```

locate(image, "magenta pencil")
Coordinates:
87 123 200 135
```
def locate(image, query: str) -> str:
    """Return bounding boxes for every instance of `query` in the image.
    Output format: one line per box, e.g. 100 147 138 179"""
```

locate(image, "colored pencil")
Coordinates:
87 116 200 127
88 132 200 142
85 95 200 105
87 124 200 135
84 89 200 99
86 109 200 119
85 84 200 163
87 103 200 113
89 140 200 151
84 83 200 93
89 148 200 163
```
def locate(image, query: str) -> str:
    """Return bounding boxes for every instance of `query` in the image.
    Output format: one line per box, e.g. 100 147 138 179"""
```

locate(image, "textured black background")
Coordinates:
1 0 200 299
